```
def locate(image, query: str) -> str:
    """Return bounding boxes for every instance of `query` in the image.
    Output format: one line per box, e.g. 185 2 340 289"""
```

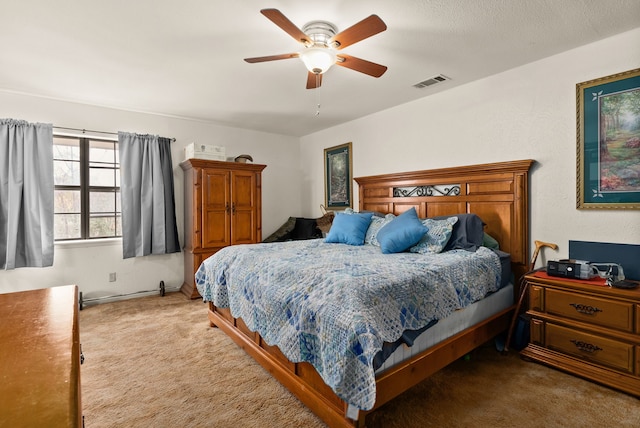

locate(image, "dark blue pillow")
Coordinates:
434 213 486 252
376 208 428 254
325 212 373 245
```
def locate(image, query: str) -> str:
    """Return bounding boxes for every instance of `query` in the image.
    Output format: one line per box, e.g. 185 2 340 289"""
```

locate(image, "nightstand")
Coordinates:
520 272 640 397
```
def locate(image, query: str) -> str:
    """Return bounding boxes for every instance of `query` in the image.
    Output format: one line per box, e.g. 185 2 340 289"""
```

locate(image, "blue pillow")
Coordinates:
325 212 373 245
376 208 428 254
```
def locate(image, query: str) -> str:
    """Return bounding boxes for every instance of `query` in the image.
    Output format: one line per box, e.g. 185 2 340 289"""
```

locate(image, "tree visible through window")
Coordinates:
53 136 120 240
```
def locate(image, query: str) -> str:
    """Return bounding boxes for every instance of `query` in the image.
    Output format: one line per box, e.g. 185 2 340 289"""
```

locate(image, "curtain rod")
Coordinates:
53 126 176 142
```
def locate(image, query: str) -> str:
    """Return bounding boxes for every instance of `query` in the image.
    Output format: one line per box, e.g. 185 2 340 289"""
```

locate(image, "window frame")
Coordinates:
53 135 121 241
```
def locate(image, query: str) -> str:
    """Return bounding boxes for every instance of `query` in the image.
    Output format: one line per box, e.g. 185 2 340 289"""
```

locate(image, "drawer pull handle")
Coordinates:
570 339 602 353
569 303 602 315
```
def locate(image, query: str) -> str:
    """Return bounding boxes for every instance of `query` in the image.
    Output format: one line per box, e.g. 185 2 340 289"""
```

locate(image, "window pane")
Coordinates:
90 167 116 187
116 215 121 236
90 140 118 165
54 160 80 185
90 191 116 213
55 214 81 240
53 137 80 161
55 190 81 213
89 215 117 238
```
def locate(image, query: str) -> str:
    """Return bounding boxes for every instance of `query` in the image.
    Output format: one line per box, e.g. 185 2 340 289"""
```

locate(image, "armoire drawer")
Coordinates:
545 323 634 373
545 289 634 332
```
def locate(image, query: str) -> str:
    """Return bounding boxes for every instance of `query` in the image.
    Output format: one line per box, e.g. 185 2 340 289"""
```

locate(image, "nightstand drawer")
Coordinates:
546 323 634 373
546 289 634 332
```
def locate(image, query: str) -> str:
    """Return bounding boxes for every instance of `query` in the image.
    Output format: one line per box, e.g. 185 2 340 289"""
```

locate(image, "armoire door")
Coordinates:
202 168 231 249
231 170 258 245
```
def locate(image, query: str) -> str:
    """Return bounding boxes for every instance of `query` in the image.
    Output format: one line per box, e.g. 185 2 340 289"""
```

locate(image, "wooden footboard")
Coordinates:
208 304 353 427
209 302 514 427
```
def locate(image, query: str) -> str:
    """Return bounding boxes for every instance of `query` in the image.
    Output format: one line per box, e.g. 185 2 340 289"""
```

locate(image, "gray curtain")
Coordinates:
0 119 54 269
118 132 180 258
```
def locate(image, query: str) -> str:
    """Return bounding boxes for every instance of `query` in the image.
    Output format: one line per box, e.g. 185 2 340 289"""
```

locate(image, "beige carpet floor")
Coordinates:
79 292 640 427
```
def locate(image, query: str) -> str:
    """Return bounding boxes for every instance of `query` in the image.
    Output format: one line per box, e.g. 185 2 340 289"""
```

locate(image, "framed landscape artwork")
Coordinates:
577 67 640 209
324 142 353 210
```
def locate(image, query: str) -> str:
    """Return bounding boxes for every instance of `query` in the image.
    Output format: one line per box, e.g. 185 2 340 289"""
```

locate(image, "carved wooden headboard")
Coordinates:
354 159 535 282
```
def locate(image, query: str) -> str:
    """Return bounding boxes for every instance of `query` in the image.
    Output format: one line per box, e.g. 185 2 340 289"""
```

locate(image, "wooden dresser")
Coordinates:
521 273 640 397
180 159 266 299
0 285 82 427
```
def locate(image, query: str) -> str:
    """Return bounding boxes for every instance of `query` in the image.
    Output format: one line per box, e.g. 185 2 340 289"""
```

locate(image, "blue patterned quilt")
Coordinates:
195 239 502 411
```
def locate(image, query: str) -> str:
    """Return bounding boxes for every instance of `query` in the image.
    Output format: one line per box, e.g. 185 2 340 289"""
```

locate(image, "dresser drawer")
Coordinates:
545 289 634 332
546 323 634 373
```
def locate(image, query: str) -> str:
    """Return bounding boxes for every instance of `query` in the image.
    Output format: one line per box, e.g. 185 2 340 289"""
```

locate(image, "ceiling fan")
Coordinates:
244 8 388 89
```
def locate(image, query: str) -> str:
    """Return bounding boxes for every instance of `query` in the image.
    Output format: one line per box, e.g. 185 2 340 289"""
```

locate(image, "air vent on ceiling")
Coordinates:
413 74 450 89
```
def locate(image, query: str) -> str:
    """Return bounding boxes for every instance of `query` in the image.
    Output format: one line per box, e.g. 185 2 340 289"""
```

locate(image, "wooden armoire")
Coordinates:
180 158 267 299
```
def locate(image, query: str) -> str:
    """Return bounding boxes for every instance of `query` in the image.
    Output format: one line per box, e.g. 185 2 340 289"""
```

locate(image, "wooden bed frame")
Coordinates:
207 159 534 427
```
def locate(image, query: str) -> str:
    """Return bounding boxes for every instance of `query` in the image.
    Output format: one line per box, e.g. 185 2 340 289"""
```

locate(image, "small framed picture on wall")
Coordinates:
324 142 353 210
576 67 640 209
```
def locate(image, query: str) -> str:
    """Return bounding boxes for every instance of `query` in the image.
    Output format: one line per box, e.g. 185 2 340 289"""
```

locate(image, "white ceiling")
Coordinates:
2 1 639 137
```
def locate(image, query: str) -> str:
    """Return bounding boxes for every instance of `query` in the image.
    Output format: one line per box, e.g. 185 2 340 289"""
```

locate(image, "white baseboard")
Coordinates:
79 285 181 309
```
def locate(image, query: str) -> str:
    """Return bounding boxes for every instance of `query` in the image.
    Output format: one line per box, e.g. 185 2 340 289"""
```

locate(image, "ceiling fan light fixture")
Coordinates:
299 47 336 74
247 10 387 88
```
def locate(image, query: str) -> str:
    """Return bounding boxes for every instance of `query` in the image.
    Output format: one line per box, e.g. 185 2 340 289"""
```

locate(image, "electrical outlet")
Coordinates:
109 272 116 282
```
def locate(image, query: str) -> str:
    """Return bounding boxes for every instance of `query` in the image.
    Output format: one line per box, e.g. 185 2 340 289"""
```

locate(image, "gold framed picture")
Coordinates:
324 142 353 210
577 68 640 209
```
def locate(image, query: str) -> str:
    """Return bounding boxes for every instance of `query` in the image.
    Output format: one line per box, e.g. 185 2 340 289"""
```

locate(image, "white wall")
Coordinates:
0 93 302 298
300 28 640 263
2 28 639 298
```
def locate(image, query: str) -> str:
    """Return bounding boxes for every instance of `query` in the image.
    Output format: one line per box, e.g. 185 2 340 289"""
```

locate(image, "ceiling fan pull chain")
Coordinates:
315 74 321 116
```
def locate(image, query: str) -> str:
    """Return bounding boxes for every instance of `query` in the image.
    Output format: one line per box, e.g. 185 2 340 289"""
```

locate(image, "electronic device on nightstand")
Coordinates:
546 259 635 288
546 259 596 279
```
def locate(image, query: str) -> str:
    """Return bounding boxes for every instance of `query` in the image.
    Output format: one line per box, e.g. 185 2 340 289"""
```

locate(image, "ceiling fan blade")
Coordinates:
261 8 311 45
330 15 387 50
244 53 299 63
335 54 387 77
306 72 322 89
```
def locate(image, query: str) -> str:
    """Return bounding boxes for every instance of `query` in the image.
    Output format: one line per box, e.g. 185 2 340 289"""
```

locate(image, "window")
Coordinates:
53 136 120 240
